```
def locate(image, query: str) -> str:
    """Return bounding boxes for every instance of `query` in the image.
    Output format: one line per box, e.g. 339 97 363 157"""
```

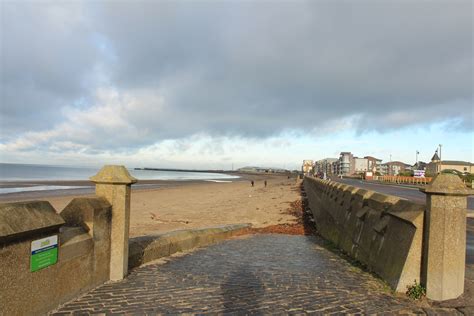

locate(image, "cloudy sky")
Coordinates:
0 0 472 170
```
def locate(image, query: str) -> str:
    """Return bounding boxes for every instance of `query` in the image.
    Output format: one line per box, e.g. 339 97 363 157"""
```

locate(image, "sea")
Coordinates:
0 163 239 194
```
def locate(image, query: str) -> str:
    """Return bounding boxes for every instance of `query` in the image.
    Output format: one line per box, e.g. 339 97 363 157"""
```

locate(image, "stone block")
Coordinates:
91 165 136 281
353 208 380 264
0 201 64 243
60 197 111 237
128 224 250 269
61 197 112 284
0 196 116 315
59 227 94 262
421 173 473 301
0 213 95 316
304 176 425 293
371 206 423 291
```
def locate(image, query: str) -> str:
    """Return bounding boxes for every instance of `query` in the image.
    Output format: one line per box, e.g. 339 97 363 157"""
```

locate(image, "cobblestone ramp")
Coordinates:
52 234 431 315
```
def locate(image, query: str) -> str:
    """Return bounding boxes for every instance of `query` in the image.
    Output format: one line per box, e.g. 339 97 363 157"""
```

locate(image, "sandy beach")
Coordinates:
0 174 302 237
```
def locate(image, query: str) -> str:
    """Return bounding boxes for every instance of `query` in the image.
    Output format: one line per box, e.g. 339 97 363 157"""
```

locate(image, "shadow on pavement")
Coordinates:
221 265 265 313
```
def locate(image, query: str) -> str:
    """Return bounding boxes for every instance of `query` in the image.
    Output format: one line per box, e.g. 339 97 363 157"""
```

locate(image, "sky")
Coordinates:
0 0 473 170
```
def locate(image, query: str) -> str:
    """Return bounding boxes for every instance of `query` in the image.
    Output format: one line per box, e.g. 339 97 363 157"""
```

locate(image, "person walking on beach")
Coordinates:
251 180 254 187
264 180 267 187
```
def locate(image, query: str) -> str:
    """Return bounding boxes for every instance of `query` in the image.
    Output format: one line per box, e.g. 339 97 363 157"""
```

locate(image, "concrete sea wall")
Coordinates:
1 203 250 316
0 198 112 316
129 224 250 269
0 165 468 314
304 176 424 292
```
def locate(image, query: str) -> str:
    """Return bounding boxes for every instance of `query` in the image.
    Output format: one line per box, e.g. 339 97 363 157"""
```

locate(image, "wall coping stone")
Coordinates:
129 224 250 269
386 210 423 228
90 165 137 185
60 226 94 262
0 201 65 243
60 197 111 231
343 185 359 193
421 173 474 196
354 188 375 199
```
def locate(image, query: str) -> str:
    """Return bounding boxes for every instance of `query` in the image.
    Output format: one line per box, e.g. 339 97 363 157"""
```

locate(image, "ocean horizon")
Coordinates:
0 163 239 194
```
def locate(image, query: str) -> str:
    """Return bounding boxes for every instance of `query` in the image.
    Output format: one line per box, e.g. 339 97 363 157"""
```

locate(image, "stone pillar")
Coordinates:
90 165 137 281
420 173 473 301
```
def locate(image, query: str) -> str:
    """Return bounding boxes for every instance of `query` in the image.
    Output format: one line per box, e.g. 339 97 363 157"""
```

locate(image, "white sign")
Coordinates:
414 170 425 178
31 235 58 272
31 235 58 252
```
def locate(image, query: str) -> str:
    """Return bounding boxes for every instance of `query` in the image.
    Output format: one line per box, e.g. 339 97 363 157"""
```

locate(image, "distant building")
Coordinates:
425 151 473 175
412 161 427 171
353 157 368 174
431 151 440 163
268 168 289 173
336 152 354 176
332 161 338 175
314 158 338 176
238 166 289 173
237 166 267 173
385 161 410 176
302 160 314 175
364 156 383 174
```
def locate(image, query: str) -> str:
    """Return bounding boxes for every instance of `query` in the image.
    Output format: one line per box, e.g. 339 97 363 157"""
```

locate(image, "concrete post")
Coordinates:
420 173 473 301
91 165 137 281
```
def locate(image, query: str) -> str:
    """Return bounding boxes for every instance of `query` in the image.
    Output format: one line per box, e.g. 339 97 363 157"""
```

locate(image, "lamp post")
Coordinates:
416 150 419 169
389 154 392 175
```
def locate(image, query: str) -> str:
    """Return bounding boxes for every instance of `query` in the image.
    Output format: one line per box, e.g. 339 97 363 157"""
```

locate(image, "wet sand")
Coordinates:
0 174 301 237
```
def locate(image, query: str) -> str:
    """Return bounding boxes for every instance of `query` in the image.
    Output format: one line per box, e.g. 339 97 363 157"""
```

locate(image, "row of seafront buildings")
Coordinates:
309 151 474 177
237 166 289 173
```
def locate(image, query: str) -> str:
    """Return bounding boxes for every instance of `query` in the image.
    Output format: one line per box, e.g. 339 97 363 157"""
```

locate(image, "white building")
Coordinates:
337 152 354 175
314 158 338 175
354 157 368 173
302 160 314 175
364 156 383 174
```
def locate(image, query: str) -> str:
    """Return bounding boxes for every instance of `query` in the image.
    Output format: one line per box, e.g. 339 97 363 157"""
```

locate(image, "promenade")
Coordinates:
50 176 473 315
3 171 471 315
53 234 434 315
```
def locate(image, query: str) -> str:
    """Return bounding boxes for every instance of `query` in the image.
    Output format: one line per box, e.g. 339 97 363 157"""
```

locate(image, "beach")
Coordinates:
0 173 301 237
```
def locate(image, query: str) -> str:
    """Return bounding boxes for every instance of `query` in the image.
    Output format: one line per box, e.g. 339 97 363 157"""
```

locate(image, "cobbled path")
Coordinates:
52 234 454 315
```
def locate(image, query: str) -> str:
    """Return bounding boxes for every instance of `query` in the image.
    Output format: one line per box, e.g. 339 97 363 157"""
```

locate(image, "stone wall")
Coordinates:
304 176 424 292
0 198 112 316
129 224 250 269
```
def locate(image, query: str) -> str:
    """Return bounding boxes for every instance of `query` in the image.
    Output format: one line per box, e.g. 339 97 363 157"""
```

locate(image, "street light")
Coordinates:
389 154 393 175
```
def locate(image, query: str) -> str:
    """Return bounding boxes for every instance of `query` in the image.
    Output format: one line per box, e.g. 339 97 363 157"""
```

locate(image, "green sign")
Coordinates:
31 235 58 272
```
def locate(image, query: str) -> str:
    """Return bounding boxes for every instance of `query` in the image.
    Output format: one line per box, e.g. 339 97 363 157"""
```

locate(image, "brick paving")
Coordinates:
50 234 456 315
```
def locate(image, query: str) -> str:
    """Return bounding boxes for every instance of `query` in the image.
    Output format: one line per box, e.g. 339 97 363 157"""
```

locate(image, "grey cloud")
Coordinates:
95 1 472 137
1 1 472 150
0 2 99 138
